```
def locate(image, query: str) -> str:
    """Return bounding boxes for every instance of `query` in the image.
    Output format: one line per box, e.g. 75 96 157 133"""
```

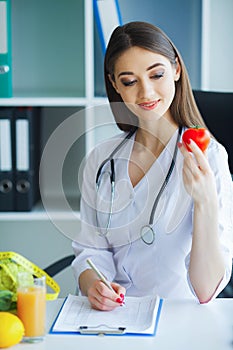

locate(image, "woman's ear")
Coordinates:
108 74 120 93
174 58 181 82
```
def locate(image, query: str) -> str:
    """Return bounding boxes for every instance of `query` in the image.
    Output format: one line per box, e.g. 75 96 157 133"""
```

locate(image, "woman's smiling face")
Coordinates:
109 46 180 126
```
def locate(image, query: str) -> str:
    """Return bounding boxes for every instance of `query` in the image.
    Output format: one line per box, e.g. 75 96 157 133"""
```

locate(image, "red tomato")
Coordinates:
182 126 210 152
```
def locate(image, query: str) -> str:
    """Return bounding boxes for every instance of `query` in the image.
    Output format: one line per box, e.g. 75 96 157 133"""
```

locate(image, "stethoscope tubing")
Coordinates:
148 126 182 225
140 126 182 244
95 126 182 244
95 128 137 188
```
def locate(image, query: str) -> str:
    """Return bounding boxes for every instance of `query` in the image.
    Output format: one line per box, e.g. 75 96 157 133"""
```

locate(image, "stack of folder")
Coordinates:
0 106 41 211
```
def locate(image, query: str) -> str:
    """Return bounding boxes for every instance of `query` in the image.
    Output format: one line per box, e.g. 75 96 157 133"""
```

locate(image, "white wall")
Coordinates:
0 220 77 297
202 0 233 91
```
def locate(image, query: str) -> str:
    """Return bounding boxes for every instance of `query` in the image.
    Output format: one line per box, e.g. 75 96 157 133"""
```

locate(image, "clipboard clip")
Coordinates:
79 324 126 335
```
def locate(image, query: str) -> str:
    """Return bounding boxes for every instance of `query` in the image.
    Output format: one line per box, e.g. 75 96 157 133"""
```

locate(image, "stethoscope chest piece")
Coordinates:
140 225 155 245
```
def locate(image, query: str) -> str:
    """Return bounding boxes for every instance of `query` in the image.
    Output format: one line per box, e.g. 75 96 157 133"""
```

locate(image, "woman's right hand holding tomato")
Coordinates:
179 129 225 303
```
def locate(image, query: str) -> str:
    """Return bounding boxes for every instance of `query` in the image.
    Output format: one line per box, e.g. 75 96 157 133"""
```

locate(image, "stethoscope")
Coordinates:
95 126 182 245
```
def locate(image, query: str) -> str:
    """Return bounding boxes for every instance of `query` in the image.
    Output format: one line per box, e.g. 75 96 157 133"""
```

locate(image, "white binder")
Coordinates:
93 0 122 52
0 108 14 211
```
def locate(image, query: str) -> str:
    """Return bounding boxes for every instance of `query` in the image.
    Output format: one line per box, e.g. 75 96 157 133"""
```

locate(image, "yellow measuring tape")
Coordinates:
0 251 60 300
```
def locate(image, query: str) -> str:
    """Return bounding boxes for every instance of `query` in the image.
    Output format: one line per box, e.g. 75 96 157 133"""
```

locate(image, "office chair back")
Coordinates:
193 90 233 298
44 255 75 277
193 90 233 174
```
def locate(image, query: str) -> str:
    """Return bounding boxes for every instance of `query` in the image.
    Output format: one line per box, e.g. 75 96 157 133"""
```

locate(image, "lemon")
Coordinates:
0 312 24 348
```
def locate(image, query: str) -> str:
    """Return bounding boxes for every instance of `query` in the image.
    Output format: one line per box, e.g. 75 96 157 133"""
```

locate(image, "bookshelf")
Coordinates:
0 1 118 296
0 0 112 220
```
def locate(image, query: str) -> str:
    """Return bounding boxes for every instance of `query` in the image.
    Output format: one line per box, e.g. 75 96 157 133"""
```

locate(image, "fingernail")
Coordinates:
186 139 191 144
116 298 122 303
120 293 125 300
177 142 182 148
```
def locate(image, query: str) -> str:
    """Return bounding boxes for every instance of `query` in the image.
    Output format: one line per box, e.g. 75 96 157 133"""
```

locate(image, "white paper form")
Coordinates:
51 294 161 335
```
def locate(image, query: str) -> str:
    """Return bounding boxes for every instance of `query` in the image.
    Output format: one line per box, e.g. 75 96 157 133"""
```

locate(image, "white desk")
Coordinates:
13 298 233 350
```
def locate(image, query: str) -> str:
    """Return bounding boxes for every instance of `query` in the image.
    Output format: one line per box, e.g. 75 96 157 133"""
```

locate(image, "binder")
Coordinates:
0 0 12 97
0 107 14 210
93 0 122 53
14 107 41 211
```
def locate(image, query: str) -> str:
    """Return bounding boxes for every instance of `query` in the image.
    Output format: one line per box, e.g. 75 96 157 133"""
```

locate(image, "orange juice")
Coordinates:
17 283 46 341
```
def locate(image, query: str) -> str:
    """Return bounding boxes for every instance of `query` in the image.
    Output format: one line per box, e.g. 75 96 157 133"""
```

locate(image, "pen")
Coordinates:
86 258 115 293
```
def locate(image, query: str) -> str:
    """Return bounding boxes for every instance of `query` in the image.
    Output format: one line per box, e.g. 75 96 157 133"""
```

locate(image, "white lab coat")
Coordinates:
72 128 233 300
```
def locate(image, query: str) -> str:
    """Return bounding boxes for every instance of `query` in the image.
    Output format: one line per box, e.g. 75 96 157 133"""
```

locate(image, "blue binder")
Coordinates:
0 0 12 97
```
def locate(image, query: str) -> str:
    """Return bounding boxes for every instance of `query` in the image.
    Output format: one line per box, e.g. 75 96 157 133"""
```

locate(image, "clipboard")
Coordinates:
49 294 163 336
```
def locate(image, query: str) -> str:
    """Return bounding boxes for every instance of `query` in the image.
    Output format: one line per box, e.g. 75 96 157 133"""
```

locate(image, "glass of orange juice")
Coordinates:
17 273 46 343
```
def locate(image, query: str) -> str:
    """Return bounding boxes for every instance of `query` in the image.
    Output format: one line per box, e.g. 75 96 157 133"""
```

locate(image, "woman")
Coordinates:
72 21 233 310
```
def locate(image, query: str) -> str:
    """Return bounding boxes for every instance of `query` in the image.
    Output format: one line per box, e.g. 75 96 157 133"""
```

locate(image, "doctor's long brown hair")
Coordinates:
104 21 205 132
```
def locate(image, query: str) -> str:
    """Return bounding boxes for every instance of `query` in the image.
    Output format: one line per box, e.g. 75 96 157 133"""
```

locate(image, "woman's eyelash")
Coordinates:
122 80 137 86
151 72 164 79
121 72 165 86
122 80 136 86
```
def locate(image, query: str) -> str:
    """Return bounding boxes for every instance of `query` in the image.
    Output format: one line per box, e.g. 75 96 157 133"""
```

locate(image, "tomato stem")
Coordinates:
190 125 202 129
